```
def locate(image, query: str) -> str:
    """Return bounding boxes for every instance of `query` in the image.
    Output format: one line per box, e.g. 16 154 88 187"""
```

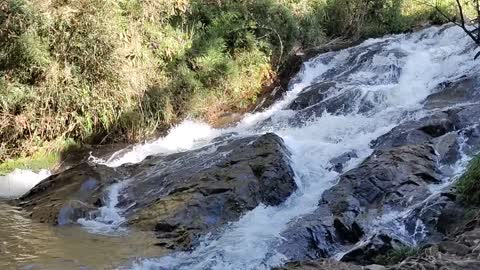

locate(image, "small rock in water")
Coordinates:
329 151 358 173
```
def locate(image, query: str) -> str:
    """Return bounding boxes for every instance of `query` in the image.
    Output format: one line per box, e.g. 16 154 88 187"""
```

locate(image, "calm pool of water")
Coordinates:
0 201 163 270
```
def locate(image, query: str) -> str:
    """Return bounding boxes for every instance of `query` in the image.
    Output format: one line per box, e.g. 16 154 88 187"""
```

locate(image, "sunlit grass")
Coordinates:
0 137 81 175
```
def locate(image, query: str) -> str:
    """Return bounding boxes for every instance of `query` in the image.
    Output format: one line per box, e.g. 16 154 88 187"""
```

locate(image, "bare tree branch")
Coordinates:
414 0 480 58
457 0 479 43
415 0 480 46
413 0 462 27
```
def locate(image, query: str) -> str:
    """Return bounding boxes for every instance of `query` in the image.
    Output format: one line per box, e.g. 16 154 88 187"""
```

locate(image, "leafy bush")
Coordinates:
374 247 419 265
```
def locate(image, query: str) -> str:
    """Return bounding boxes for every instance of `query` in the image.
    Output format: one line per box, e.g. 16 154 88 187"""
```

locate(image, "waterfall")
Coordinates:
118 24 478 270
2 24 479 270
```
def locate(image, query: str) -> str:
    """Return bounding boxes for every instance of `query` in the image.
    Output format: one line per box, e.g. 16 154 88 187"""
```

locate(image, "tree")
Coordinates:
420 0 480 58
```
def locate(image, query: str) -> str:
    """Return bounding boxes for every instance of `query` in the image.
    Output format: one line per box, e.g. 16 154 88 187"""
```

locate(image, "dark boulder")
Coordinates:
278 144 441 263
17 163 121 224
400 190 464 245
387 214 480 270
372 111 455 150
423 75 480 110
124 133 297 250
17 133 297 253
288 81 338 111
278 213 480 270
329 151 358 173
340 233 404 265
372 75 480 165
371 104 480 158
273 260 363 270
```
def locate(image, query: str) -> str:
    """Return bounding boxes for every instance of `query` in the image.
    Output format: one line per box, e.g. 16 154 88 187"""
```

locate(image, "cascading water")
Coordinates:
77 181 129 234
120 24 479 270
2 24 480 270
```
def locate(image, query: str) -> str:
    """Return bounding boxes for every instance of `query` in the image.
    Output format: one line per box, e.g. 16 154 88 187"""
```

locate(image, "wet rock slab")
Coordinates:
18 163 122 224
373 75 480 158
16 133 297 251
277 74 480 267
277 143 442 262
278 215 480 270
274 260 363 270
386 214 480 270
123 133 297 250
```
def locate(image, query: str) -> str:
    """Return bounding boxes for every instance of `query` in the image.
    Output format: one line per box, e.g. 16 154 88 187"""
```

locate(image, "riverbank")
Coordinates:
0 0 453 174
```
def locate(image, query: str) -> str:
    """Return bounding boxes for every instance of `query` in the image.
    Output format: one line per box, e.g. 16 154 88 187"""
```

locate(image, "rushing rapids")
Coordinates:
2 24 480 270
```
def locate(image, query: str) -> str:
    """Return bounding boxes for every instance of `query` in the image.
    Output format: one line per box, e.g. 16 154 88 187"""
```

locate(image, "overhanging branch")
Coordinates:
415 0 480 57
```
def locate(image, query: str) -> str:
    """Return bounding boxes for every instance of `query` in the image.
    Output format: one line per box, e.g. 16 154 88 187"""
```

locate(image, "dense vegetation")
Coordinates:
374 247 419 265
458 154 480 206
0 0 454 173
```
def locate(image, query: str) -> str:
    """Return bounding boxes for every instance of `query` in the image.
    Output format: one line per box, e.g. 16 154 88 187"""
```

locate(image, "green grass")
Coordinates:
458 155 480 206
0 138 80 175
0 0 462 171
0 151 59 176
374 247 419 265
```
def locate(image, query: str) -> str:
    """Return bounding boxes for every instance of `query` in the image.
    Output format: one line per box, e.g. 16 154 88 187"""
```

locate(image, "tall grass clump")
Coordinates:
458 155 480 206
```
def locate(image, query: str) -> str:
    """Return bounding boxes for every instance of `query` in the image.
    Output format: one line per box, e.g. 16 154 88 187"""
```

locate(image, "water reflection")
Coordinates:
0 202 163 270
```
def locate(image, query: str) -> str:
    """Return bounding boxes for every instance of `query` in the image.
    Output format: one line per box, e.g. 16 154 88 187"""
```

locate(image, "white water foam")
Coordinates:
94 120 221 167
77 181 130 235
120 25 480 270
0 169 51 198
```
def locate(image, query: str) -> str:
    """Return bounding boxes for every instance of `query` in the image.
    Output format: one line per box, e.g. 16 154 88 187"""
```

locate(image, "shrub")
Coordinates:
374 247 419 265
458 155 480 206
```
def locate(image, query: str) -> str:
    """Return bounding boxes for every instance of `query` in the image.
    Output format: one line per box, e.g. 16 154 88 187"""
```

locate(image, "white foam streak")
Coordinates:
98 120 220 167
77 181 129 235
